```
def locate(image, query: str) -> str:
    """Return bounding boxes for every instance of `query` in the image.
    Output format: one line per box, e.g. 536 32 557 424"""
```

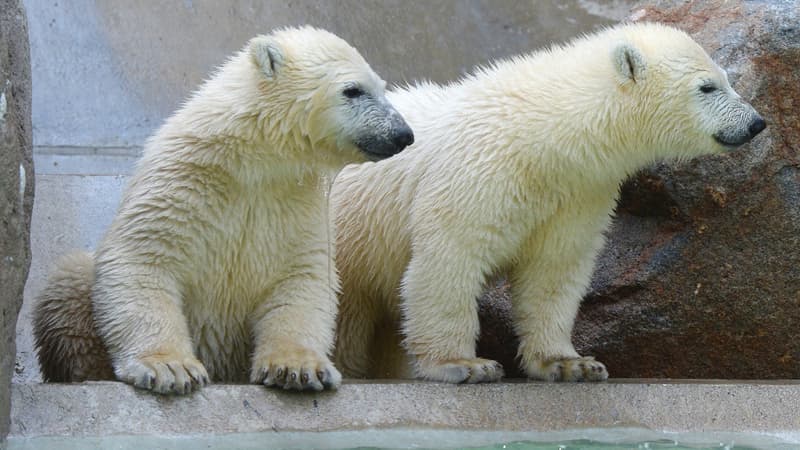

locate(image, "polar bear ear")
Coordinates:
250 36 285 80
612 43 646 84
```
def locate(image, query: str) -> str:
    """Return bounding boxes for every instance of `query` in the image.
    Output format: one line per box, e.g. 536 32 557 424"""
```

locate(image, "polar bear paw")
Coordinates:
250 346 341 391
117 353 209 395
416 357 504 384
525 356 608 382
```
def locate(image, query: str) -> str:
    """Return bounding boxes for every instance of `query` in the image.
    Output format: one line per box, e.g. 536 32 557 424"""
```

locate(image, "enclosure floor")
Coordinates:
9 380 800 440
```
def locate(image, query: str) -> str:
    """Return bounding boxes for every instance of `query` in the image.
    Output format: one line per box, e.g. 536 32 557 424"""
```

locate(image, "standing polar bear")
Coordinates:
33 26 413 394
333 23 765 383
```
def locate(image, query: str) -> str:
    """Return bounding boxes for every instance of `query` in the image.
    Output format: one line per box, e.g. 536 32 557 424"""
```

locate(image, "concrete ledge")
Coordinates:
10 380 800 438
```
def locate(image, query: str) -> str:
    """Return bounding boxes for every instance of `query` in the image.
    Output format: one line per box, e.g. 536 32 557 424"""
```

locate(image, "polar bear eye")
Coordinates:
699 84 717 94
343 86 365 99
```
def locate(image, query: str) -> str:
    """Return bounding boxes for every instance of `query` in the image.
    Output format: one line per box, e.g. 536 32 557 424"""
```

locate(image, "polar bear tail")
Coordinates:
32 251 115 382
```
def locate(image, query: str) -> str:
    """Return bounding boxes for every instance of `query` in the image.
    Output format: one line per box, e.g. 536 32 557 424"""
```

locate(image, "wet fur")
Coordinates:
333 23 763 383
33 27 406 393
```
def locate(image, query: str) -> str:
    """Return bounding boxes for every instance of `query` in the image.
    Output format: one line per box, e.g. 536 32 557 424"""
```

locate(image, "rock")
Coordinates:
477 0 800 379
0 0 33 442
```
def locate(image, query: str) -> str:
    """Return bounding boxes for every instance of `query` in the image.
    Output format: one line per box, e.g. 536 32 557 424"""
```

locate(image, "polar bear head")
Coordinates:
611 23 765 159
248 27 413 163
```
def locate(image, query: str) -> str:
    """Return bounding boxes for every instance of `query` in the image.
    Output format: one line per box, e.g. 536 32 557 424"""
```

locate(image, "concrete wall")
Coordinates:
27 0 628 148
15 0 631 383
1 0 32 442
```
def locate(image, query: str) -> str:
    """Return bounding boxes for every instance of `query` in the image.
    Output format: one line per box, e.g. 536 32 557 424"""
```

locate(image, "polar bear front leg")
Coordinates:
400 246 504 383
249 271 341 391
510 218 610 382
93 270 209 395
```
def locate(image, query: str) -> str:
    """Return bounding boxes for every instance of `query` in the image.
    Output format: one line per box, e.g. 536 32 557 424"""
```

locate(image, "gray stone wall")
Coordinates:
0 0 32 442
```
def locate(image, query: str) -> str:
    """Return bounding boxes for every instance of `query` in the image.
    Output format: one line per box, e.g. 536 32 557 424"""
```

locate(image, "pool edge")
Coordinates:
9 380 800 439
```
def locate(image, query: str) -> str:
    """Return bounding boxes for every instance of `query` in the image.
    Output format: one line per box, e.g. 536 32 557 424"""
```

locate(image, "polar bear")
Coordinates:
333 22 765 383
33 26 413 394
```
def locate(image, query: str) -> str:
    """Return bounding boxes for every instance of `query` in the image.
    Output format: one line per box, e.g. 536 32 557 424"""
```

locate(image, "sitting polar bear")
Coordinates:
33 26 413 394
332 22 765 383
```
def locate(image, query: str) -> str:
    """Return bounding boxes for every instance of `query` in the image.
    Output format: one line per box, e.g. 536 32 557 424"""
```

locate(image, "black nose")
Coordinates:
392 127 415 149
749 116 766 137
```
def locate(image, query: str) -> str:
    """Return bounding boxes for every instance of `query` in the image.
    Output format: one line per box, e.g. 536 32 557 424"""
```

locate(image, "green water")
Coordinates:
8 428 796 450
443 440 756 450
357 439 759 450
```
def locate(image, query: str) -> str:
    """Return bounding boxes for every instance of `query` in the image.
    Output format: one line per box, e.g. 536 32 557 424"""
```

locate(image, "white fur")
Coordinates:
83 27 390 393
333 23 762 383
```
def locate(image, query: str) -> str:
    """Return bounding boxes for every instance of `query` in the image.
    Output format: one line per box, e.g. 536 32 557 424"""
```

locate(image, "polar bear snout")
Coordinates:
748 116 767 138
354 107 415 160
377 121 415 159
713 114 766 148
391 123 415 150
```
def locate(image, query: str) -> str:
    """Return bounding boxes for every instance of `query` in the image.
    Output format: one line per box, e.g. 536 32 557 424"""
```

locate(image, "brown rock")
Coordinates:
477 0 800 379
0 0 33 441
